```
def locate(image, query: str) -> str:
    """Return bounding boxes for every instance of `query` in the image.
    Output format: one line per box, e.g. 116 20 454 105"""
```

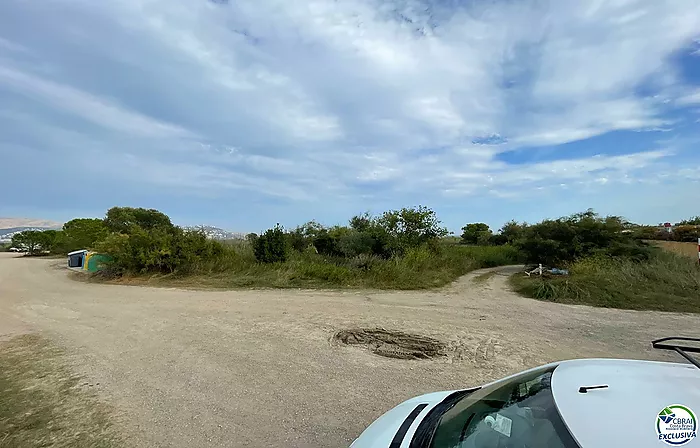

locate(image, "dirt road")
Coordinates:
1 253 697 447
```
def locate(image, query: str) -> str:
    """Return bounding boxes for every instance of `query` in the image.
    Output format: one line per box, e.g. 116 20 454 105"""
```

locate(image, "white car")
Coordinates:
351 337 700 448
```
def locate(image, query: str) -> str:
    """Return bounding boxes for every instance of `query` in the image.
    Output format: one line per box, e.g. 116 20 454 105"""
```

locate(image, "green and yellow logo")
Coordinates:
657 404 697 446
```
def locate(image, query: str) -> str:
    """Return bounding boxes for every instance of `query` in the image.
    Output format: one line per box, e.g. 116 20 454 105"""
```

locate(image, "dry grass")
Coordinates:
651 240 699 260
89 244 523 291
510 252 700 313
0 334 121 448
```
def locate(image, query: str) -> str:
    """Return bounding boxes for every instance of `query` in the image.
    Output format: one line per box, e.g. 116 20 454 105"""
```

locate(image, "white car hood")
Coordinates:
350 391 455 448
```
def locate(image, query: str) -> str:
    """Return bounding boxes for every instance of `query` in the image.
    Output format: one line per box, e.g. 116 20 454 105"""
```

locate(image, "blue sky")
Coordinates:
1 0 699 233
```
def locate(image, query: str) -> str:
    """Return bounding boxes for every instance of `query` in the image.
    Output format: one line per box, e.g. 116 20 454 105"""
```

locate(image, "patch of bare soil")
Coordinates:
2 256 700 448
334 328 446 360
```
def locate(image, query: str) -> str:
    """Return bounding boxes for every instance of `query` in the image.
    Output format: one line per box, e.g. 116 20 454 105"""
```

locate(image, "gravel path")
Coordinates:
0 253 697 447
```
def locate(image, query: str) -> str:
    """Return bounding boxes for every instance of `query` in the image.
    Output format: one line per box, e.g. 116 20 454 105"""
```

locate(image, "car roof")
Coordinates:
552 358 700 447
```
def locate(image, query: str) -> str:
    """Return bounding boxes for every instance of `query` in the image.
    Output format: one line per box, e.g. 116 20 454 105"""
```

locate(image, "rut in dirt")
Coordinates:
334 328 447 360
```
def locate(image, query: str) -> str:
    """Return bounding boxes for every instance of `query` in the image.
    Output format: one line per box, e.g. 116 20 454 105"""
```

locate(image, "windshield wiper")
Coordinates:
409 388 479 448
652 337 700 369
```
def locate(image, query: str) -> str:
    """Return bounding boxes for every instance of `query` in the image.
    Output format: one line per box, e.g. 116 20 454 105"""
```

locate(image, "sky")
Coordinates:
1 0 699 233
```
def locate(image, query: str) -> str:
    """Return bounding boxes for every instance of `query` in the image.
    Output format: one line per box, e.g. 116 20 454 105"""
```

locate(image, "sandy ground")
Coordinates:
1 253 698 447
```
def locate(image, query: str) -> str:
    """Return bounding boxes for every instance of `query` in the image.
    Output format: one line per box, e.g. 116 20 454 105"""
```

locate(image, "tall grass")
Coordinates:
650 240 699 260
510 252 700 312
127 242 522 290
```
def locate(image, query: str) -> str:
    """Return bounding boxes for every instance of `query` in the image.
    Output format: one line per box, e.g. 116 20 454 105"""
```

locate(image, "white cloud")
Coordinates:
677 89 700 106
1 0 699 225
0 66 196 139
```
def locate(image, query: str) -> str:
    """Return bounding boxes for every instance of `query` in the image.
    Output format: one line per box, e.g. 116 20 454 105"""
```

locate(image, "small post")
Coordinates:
538 263 543 275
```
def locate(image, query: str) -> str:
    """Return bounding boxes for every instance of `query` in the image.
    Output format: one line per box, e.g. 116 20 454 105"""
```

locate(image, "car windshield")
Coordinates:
429 366 579 448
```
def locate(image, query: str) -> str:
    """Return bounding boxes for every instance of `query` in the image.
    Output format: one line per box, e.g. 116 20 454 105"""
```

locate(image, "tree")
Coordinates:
672 226 700 242
56 218 109 253
498 220 526 244
11 230 56 255
376 206 449 254
514 210 650 266
460 223 492 245
96 227 224 275
677 216 700 226
287 221 326 252
104 207 174 234
253 224 289 263
349 213 372 232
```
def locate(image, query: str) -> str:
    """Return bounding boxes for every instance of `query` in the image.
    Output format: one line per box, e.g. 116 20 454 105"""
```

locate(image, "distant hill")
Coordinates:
0 218 62 229
0 218 63 243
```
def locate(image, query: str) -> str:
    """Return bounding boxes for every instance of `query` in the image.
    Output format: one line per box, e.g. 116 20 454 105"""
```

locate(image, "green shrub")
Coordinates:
253 225 289 263
53 218 109 254
311 230 340 257
345 253 382 271
10 230 57 255
460 223 491 245
514 210 648 266
96 227 225 275
104 207 174 234
677 216 700 226
672 225 700 243
337 230 377 257
376 206 450 255
461 244 523 267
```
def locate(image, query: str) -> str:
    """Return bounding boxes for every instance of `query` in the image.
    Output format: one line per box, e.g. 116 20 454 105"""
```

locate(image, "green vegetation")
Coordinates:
114 242 521 290
9 230 58 256
0 334 121 447
10 206 700 301
510 252 700 312
55 218 109 254
512 210 651 266
252 225 289 263
5 205 516 289
460 223 492 245
677 216 700 226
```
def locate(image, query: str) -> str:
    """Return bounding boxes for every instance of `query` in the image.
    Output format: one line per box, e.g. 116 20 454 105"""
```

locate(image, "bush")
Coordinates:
337 230 378 258
460 223 491 245
461 244 524 267
677 217 700 226
671 225 700 243
11 230 57 255
313 230 342 257
96 227 225 275
377 206 449 254
104 207 174 234
253 225 289 263
53 218 109 254
514 210 649 266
